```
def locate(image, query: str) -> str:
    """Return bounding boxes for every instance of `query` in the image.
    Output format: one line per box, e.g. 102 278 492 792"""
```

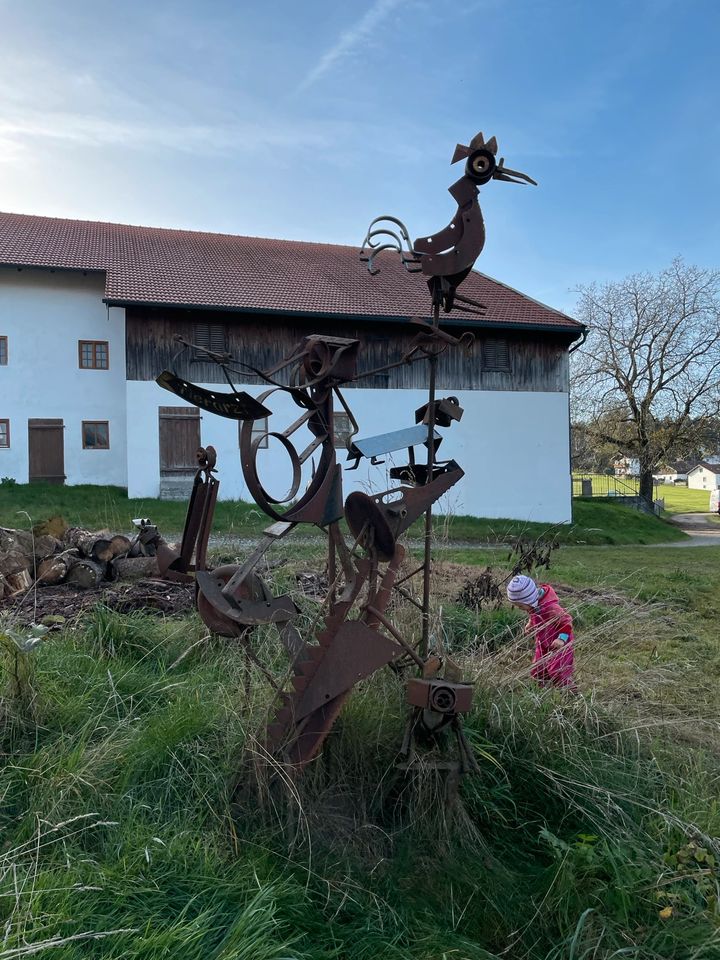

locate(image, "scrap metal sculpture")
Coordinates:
153 130 534 779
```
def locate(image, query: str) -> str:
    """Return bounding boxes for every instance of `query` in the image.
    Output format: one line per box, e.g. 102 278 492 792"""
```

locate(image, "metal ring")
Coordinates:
241 419 302 506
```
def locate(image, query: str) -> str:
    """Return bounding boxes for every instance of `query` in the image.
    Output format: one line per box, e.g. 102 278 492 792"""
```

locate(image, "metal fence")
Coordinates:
572 474 643 498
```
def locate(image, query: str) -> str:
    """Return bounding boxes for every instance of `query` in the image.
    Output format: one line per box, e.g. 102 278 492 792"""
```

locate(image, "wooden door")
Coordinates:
159 407 201 475
28 419 66 484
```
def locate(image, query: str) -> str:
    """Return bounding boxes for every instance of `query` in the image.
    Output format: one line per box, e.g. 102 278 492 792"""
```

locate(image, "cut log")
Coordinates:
92 539 114 563
6 568 33 595
63 527 117 562
33 535 63 560
112 557 162 581
37 549 80 586
108 535 132 558
0 550 30 577
0 528 60 564
66 558 105 589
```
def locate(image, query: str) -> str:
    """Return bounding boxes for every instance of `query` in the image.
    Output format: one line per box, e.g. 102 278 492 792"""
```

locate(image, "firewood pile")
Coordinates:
0 518 162 600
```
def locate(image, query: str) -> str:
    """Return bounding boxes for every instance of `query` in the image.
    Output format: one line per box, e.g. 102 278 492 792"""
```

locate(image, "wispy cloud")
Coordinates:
0 111 335 157
297 0 408 93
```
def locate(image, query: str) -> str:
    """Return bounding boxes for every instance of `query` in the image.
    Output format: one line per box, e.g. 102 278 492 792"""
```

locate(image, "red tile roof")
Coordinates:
0 212 581 334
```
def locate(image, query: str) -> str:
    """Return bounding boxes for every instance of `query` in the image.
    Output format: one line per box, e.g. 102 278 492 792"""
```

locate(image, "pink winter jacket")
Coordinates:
528 584 575 687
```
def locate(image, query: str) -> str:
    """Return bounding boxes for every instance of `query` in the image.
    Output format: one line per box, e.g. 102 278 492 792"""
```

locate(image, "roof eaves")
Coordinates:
105 297 584 338
0 260 106 277
474 271 580 327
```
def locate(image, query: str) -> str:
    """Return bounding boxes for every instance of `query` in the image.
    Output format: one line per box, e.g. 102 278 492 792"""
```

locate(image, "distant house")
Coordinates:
0 212 585 523
613 456 640 477
687 462 720 491
653 460 694 485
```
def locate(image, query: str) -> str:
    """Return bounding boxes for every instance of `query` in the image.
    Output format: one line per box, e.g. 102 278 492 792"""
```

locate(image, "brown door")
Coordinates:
28 419 66 484
159 407 201 475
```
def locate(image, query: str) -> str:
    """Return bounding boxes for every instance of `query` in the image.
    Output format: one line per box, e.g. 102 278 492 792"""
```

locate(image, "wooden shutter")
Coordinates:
193 323 227 356
482 338 510 372
159 407 201 474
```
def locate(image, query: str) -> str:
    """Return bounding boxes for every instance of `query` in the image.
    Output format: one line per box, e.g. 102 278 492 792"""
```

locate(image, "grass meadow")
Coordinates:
2 522 720 958
0 483 689 546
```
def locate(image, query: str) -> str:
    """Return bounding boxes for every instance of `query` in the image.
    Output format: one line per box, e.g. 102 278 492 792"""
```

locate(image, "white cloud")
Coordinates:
0 110 335 157
297 0 408 93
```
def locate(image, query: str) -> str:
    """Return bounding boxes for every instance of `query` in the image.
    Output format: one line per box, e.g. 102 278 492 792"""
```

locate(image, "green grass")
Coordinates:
0 483 270 537
656 484 713 513
438 498 686 545
572 474 712 514
2 544 720 957
0 483 687 546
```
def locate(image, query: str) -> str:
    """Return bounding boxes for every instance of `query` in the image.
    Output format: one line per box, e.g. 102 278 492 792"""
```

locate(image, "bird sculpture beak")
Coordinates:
493 157 537 186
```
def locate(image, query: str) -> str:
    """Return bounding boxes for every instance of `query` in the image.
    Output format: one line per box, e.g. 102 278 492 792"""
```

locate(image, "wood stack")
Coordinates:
0 522 162 599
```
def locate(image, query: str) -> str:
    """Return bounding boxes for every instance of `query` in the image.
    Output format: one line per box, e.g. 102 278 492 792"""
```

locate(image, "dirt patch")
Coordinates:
0 578 195 628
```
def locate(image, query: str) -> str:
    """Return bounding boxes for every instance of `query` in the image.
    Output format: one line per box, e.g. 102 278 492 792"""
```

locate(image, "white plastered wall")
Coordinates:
688 467 720 490
0 267 127 485
126 379 571 523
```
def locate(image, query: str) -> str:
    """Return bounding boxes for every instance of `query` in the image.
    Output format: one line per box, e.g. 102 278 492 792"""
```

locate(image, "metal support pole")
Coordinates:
421 298 440 657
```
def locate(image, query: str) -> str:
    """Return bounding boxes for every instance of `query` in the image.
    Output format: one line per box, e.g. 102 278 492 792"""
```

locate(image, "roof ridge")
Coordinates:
0 210 354 251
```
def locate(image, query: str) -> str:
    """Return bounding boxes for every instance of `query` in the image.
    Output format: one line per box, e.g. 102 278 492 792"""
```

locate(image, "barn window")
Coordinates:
193 322 227 357
239 416 269 449
79 340 109 369
0 419 9 447
333 412 353 447
0 336 7 365
82 421 110 450
482 338 510 372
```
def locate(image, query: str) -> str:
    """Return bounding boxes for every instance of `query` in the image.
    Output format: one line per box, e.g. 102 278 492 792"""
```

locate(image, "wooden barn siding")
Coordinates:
125 309 570 393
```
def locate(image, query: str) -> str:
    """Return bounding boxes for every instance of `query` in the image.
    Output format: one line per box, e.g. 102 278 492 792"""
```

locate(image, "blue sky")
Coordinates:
0 0 718 313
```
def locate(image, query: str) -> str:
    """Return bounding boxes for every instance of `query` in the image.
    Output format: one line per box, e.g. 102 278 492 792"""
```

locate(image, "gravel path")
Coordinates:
651 512 720 548
169 512 720 554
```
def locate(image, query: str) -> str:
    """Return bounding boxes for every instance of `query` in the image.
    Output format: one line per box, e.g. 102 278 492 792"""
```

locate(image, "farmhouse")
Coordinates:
653 460 695 485
0 212 584 522
687 462 720 492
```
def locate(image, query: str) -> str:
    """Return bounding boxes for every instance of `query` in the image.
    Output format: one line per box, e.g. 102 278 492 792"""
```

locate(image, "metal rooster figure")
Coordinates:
361 131 536 313
152 131 535 790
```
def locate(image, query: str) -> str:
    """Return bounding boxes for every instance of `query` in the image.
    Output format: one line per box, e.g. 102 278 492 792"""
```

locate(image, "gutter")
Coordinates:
104 297 586 342
568 327 589 352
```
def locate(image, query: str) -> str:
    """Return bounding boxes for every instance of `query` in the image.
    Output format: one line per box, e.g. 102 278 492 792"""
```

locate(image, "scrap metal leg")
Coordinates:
421 299 441 657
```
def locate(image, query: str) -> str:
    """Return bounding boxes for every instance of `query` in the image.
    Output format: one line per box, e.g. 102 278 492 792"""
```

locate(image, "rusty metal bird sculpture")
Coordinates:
361 131 536 312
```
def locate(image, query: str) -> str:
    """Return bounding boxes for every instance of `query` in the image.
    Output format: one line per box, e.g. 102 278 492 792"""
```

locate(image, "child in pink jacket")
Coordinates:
506 575 575 689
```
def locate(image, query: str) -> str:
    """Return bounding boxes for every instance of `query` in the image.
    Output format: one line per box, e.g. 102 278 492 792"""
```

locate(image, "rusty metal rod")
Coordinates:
421 299 440 657
394 563 426 588
392 583 424 611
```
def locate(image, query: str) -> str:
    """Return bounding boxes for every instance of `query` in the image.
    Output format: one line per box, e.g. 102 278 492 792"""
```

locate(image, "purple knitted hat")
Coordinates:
506 574 539 607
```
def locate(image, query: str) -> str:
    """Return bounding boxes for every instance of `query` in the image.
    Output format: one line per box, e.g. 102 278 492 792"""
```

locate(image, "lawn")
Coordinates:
2 541 720 957
0 483 270 538
572 474 712 513
0 482 687 546
659 483 715 513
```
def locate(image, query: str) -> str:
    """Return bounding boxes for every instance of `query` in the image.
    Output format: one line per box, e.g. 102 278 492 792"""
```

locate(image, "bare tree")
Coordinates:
572 258 720 502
